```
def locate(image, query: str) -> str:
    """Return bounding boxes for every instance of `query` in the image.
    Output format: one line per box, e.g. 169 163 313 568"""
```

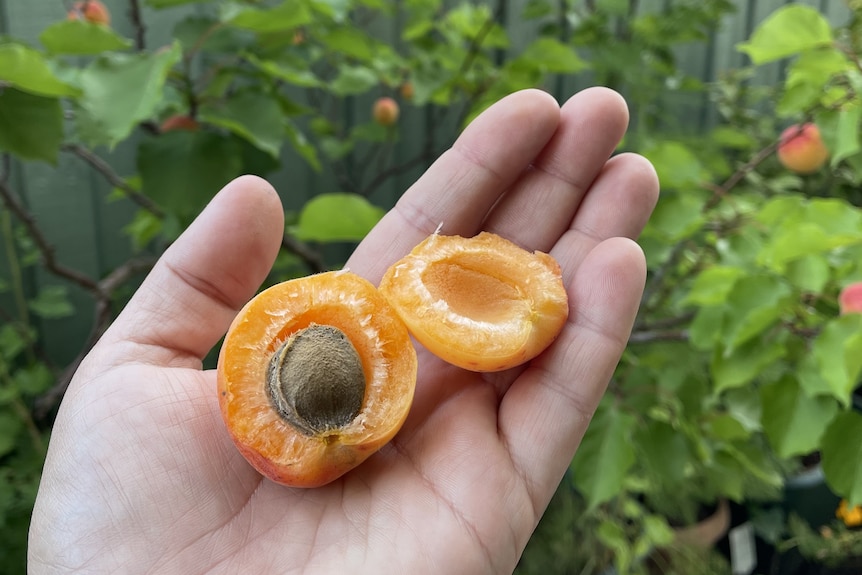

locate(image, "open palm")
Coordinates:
29 88 658 574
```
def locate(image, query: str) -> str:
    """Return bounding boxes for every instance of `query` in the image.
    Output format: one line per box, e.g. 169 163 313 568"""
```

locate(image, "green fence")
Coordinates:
0 0 852 368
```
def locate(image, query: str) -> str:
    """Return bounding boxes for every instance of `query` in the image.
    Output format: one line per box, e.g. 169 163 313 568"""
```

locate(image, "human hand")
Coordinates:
29 88 658 574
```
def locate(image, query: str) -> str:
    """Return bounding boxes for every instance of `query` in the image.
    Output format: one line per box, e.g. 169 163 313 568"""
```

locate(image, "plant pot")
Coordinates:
783 462 842 529
673 498 732 548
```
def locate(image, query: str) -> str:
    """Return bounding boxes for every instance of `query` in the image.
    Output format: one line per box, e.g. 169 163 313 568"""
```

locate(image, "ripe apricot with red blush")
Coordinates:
379 232 569 372
217 270 417 488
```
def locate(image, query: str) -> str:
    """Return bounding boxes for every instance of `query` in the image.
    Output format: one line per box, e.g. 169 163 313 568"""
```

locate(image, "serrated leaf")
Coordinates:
821 411 862 507
285 121 320 171
246 54 321 87
737 5 833 65
200 91 284 157
689 305 725 351
817 106 862 166
226 0 313 33
637 421 690 483
294 194 383 242
722 275 791 350
686 266 744 306
811 314 862 404
517 37 586 74
40 20 132 55
318 27 376 61
641 141 705 191
0 43 81 97
571 402 636 508
0 410 22 458
137 131 242 217
0 325 28 362
759 223 862 271
761 377 838 458
329 65 379 96
0 88 63 163
172 16 253 53
14 363 53 396
785 255 830 293
77 43 182 147
29 286 74 319
711 335 786 394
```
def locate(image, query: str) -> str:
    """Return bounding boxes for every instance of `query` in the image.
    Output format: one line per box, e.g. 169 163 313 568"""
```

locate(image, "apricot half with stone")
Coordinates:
379 231 569 372
217 270 417 487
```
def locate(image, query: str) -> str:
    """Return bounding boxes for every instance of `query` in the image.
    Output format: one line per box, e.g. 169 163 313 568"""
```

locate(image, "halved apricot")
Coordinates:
217 270 417 487
379 231 569 372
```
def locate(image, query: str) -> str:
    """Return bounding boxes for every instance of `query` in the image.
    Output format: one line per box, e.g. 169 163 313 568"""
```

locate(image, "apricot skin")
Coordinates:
67 0 110 25
373 97 400 126
840 282 862 315
777 123 829 174
379 232 569 372
217 271 417 488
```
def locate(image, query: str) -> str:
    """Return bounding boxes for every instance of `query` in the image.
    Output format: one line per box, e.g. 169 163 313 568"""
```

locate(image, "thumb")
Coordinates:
99 175 285 368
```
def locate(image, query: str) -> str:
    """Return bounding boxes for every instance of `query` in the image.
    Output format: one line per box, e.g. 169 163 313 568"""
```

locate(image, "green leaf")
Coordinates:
689 305 725 351
137 131 242 217
294 194 384 242
517 38 586 74
637 421 690 483
0 324 28 362
644 191 705 241
0 410 22 458
758 222 862 271
722 275 791 350
28 286 74 319
40 20 132 55
318 27 376 61
285 121 321 171
246 54 321 87
760 377 839 458
785 255 830 293
821 411 862 507
705 413 751 442
685 266 744 306
0 43 81 97
225 0 313 33
0 88 63 164
148 0 215 7
641 141 705 191
810 314 862 404
77 43 182 148
571 402 636 508
200 91 284 158
737 5 833 65
711 335 786 394
778 48 851 116
329 65 379 96
817 106 862 166
14 363 53 397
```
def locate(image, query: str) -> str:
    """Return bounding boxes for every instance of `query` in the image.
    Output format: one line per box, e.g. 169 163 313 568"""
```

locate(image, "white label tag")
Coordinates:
729 521 757 575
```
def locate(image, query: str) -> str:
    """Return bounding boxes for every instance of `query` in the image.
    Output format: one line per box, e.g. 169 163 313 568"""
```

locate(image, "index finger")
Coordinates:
346 89 560 284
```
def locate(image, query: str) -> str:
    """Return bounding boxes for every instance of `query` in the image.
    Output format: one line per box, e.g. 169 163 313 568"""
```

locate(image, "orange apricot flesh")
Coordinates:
379 231 569 372
217 270 417 487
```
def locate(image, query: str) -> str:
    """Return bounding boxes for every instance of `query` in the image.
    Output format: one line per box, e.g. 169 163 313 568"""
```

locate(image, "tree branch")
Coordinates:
127 0 147 51
61 143 165 217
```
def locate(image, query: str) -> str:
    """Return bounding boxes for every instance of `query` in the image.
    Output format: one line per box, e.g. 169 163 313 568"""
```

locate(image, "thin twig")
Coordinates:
0 176 101 293
61 143 165 217
127 0 147 51
628 329 689 344
282 234 327 274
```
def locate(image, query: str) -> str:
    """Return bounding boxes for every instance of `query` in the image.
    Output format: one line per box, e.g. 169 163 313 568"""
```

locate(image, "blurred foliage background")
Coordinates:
2 0 862 573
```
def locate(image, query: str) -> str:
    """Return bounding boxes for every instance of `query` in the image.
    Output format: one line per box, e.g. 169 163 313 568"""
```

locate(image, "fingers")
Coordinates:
498 237 647 513
482 87 631 252
100 176 285 367
347 89 561 283
552 152 659 282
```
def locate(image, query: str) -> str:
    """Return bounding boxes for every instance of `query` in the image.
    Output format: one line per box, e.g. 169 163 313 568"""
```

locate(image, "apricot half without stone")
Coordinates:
379 232 569 372
217 270 417 488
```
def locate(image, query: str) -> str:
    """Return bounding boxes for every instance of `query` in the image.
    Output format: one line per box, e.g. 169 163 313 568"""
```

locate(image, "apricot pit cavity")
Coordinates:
266 324 365 436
